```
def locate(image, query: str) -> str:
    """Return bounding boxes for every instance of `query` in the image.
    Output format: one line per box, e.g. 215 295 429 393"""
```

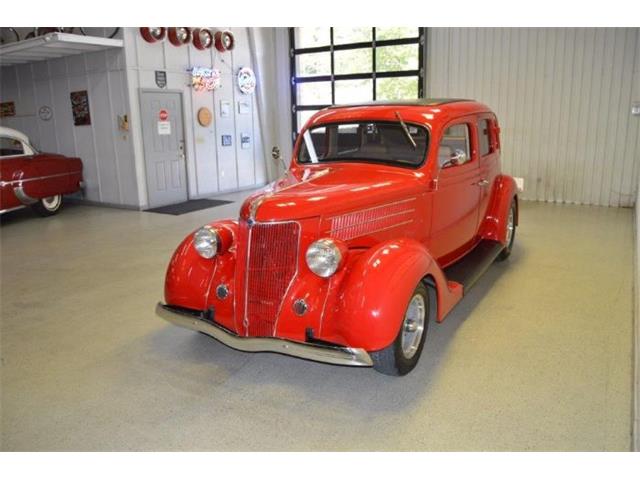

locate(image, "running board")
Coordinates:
443 240 504 294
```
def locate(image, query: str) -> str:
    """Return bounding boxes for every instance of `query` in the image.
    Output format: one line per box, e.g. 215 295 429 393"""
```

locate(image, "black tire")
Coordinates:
370 282 430 376
496 199 517 262
31 194 63 217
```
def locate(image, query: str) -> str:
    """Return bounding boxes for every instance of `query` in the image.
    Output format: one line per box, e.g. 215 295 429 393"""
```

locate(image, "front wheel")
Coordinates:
496 199 517 261
370 282 430 376
31 194 63 217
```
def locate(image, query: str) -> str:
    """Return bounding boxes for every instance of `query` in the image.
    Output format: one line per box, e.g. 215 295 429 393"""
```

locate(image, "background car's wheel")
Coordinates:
31 194 63 217
370 282 430 376
496 199 517 261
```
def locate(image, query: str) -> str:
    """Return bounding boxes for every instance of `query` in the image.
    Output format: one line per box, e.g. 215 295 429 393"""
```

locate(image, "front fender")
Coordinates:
329 238 460 352
164 220 237 314
480 174 518 244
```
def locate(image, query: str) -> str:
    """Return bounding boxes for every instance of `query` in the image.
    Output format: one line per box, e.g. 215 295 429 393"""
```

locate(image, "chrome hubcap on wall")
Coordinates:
42 195 61 211
401 294 426 359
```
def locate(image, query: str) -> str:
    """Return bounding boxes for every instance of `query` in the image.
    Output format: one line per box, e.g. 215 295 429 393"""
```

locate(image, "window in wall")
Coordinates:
289 27 425 139
478 119 492 156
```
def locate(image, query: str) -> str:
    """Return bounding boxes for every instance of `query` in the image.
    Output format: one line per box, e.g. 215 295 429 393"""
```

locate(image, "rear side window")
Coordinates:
0 137 24 157
478 119 491 156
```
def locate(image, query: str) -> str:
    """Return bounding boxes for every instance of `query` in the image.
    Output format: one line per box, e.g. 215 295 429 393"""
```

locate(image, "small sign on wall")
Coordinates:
70 90 91 126
155 70 167 89
220 100 231 117
241 133 251 149
0 101 16 117
221 135 232 146
238 100 250 115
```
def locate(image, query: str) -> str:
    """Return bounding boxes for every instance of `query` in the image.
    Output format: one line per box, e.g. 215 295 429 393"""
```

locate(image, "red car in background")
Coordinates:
157 99 518 376
0 126 83 216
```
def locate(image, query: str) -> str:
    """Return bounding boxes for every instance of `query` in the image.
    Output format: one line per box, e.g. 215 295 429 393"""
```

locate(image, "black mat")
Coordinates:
145 199 233 215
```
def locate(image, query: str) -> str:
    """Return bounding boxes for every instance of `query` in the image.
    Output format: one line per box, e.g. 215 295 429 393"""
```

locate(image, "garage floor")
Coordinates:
0 198 634 451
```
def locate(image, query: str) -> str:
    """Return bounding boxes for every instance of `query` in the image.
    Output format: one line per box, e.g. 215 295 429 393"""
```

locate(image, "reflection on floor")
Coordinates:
0 200 634 451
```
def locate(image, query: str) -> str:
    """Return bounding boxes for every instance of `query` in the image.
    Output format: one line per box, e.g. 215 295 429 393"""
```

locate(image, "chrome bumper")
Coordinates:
156 303 373 367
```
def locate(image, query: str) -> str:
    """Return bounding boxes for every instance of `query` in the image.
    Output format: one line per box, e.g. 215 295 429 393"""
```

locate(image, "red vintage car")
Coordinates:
0 127 84 216
156 99 518 375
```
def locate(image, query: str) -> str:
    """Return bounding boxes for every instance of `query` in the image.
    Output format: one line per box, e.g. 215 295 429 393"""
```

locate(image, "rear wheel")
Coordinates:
31 194 63 217
370 282 430 376
496 199 516 261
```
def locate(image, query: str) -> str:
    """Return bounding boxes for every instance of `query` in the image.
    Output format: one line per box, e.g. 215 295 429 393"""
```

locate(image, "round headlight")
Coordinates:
306 239 344 278
193 226 219 259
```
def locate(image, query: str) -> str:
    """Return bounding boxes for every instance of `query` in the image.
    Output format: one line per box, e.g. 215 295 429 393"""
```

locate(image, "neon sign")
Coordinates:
190 67 221 92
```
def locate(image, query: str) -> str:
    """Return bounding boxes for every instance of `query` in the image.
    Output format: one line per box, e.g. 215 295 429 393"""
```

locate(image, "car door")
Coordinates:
476 115 500 230
429 119 483 266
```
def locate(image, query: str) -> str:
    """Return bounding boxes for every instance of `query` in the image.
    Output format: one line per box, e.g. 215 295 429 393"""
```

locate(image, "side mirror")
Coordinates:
271 146 287 171
442 149 467 168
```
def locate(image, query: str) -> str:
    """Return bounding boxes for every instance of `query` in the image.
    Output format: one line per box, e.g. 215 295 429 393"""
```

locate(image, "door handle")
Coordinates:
475 179 489 187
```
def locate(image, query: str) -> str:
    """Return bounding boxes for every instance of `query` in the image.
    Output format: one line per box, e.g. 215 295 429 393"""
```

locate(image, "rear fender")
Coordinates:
330 238 462 352
480 174 518 244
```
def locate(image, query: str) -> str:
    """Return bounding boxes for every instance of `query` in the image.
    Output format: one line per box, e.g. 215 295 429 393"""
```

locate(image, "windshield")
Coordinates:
297 121 429 167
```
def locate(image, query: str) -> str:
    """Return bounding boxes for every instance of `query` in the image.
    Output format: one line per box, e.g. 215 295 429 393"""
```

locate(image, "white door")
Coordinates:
141 91 187 208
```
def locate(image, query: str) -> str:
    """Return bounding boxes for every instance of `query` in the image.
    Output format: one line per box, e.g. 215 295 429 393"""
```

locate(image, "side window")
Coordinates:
478 119 491 157
0 137 25 157
438 124 470 167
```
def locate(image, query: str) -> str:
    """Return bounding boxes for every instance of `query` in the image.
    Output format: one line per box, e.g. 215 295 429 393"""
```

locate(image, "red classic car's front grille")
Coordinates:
245 222 300 337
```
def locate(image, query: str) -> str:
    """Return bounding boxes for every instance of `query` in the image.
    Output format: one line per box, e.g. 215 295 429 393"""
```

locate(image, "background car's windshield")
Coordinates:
298 121 428 167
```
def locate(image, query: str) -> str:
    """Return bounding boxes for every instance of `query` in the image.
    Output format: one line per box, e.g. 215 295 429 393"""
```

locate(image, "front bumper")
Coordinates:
156 303 373 367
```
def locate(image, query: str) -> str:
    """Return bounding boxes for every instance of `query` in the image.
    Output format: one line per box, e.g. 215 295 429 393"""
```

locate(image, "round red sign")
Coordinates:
159 109 169 121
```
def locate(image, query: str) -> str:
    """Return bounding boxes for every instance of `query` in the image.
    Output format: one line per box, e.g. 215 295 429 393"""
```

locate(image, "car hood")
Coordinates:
240 162 427 221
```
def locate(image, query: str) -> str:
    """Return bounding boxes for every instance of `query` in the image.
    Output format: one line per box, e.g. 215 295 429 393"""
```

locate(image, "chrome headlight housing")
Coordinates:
306 238 344 278
193 226 220 259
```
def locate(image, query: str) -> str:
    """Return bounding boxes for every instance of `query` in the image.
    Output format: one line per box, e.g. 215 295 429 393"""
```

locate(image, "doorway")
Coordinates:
140 91 188 208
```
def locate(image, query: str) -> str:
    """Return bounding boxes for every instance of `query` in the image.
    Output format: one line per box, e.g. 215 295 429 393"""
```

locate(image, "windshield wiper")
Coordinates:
395 111 417 150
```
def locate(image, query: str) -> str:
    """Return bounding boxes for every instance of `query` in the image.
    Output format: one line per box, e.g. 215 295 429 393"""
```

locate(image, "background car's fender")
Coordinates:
479 174 518 244
329 238 462 352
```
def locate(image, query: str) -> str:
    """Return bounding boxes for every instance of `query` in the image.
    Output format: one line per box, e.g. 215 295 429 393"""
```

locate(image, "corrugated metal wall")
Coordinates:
427 28 640 207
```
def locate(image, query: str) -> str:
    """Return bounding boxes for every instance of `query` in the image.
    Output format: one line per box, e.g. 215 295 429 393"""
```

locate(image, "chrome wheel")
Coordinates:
42 195 62 211
401 294 426 359
506 205 515 247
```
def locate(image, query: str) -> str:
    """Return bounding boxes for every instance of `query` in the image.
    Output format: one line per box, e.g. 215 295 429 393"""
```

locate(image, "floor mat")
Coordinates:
145 199 233 215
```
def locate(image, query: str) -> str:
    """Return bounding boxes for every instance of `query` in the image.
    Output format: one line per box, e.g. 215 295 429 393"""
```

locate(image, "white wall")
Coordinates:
427 28 640 207
0 32 139 207
121 27 268 208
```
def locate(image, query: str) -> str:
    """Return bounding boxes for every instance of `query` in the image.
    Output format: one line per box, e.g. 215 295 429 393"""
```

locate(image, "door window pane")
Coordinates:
376 76 419 100
334 48 372 75
439 124 470 167
335 79 373 104
376 44 419 72
297 82 331 105
295 28 330 48
333 27 372 45
296 52 331 77
375 27 419 40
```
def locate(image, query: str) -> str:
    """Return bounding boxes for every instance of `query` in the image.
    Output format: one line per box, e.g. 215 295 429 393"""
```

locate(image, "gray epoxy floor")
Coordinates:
0 199 634 451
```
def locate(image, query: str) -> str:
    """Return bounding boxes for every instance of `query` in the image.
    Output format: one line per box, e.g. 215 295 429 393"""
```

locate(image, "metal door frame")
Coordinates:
139 88 190 207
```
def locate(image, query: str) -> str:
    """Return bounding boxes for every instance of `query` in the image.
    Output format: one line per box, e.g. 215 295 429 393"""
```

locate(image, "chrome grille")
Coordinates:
245 222 300 337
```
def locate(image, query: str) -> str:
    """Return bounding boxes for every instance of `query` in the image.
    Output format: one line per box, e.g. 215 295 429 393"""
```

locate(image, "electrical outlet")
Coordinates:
514 177 525 191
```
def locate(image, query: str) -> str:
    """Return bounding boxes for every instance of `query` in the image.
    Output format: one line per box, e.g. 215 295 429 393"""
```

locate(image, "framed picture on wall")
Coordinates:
70 90 91 126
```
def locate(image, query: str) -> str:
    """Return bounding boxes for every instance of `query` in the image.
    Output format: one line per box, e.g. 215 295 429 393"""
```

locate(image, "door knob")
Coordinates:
476 179 489 187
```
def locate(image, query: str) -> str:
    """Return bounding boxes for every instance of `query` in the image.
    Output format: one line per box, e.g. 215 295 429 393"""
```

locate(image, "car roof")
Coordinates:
326 98 472 109
0 126 30 143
